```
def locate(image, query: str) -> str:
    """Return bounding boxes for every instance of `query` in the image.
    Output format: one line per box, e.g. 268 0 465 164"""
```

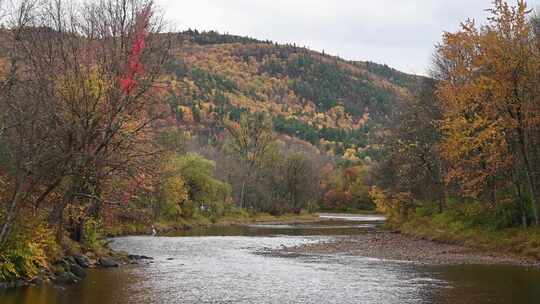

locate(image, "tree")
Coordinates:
277 153 317 214
372 79 446 213
0 0 171 245
174 153 231 215
224 112 275 208
434 0 540 225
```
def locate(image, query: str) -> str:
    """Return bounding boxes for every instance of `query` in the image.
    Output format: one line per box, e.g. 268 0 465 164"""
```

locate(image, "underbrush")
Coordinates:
395 201 540 260
104 208 318 236
0 218 60 282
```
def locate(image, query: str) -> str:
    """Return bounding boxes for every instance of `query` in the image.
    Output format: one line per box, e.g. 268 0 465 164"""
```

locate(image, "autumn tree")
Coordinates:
224 112 275 208
0 0 67 246
279 153 317 213
434 0 540 225
0 0 171 246
323 164 373 211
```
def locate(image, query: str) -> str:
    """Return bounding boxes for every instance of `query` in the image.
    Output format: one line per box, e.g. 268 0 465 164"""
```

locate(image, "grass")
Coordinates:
104 210 320 237
398 214 540 260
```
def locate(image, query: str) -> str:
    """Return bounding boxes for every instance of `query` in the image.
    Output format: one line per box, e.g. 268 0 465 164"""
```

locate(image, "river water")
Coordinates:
1 214 539 304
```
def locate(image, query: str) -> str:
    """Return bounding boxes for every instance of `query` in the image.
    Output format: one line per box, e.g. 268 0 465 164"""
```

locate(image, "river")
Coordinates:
1 214 539 304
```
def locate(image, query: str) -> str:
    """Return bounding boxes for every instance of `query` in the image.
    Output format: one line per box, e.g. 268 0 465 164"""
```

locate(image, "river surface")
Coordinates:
1 214 540 304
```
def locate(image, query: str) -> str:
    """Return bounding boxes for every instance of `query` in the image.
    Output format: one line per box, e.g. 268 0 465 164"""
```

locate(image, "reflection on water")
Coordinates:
1 214 539 304
166 218 383 237
318 213 387 222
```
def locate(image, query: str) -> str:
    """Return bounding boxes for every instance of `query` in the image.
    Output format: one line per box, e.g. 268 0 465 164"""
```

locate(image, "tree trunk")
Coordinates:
518 139 539 225
438 189 446 214
50 191 73 243
524 169 539 226
240 180 246 209
437 175 447 213
511 169 528 228
515 119 538 225
517 184 528 228
0 180 24 246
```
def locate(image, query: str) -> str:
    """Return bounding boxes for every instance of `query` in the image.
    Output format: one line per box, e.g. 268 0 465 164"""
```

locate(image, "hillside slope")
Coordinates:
162 30 423 159
0 29 422 159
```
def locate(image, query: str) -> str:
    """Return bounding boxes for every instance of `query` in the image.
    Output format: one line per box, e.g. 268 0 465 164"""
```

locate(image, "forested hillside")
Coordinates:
161 30 421 158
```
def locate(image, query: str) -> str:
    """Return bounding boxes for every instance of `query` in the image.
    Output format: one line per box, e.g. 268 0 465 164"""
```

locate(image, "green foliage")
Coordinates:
401 210 540 259
181 30 268 45
274 116 320 144
274 116 369 148
190 68 237 96
83 218 104 252
155 156 189 219
362 61 418 89
0 245 43 282
264 54 400 116
158 153 232 220
404 198 529 232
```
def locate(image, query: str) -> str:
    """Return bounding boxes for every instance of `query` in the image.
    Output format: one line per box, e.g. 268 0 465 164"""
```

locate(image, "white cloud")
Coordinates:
157 0 499 75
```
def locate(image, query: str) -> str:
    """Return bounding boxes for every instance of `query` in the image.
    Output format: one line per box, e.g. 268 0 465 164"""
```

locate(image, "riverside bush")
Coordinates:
0 219 57 282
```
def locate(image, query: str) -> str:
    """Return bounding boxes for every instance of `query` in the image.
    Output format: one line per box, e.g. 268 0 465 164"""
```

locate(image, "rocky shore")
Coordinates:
0 251 153 290
272 230 540 267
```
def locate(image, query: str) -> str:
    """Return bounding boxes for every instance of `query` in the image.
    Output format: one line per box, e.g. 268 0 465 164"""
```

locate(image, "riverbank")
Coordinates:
1 212 322 289
4 214 540 304
398 215 540 260
105 212 320 236
0 245 154 289
273 229 540 267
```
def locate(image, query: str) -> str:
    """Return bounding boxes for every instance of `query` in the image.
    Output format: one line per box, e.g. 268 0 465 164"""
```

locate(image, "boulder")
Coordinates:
58 260 71 273
70 263 87 279
31 277 44 286
99 257 119 268
74 255 91 268
52 263 67 276
128 254 153 260
14 280 26 288
65 256 77 265
55 272 79 285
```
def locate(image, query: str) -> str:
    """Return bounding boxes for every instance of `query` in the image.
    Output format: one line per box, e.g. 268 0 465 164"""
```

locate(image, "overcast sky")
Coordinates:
156 0 536 75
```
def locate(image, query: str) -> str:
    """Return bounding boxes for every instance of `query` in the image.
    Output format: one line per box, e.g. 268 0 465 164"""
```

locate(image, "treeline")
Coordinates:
373 0 540 237
178 30 272 46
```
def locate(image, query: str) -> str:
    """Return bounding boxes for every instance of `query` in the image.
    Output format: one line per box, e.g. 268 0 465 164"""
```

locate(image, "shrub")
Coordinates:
0 219 57 282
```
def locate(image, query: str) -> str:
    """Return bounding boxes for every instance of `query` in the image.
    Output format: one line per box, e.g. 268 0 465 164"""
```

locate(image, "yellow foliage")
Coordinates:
160 155 190 214
369 186 413 226
343 148 359 161
435 0 538 199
